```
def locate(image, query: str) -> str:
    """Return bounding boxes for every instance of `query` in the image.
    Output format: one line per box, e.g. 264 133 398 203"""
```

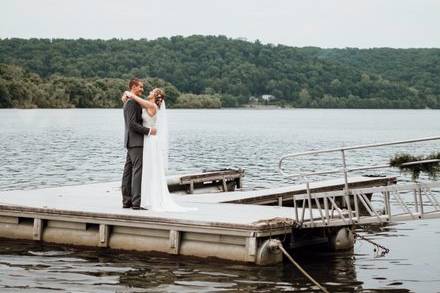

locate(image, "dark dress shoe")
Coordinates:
122 203 132 208
132 206 147 210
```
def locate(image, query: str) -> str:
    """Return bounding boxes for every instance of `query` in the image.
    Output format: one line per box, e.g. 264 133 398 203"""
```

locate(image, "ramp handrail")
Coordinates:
278 136 440 184
278 136 440 226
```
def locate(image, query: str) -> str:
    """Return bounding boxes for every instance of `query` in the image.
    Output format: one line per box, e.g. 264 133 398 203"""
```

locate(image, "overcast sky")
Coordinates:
1 0 439 48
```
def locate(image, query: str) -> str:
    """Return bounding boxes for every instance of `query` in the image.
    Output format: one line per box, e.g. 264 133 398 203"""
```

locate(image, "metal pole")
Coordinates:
417 186 424 218
306 181 314 227
341 150 349 192
341 150 353 222
414 189 419 213
353 192 359 222
385 191 392 221
293 194 299 222
323 196 329 225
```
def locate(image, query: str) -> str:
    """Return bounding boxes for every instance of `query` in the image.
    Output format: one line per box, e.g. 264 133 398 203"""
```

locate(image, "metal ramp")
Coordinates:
288 181 440 228
278 136 440 228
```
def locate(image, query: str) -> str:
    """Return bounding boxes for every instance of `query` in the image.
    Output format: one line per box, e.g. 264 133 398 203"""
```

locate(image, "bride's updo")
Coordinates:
150 88 165 107
150 88 165 100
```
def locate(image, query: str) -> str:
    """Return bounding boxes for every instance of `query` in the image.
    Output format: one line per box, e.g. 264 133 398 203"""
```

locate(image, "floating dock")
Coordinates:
0 182 299 265
0 170 397 265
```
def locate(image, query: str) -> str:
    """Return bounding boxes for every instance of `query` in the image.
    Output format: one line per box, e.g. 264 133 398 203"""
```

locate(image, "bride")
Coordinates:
123 88 195 212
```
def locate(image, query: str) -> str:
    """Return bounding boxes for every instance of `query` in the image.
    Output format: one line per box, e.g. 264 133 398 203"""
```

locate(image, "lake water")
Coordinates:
0 108 439 292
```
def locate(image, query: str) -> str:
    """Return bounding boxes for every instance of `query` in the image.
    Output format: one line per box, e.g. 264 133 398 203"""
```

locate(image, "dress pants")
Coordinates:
121 147 143 207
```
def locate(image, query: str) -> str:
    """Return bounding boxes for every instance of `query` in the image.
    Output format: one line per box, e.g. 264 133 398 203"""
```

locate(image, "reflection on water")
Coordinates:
1 109 440 292
2 234 430 292
0 239 360 292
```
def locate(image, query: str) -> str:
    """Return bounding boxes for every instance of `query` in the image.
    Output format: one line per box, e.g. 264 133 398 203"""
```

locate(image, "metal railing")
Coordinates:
278 136 440 226
279 136 440 182
291 181 440 228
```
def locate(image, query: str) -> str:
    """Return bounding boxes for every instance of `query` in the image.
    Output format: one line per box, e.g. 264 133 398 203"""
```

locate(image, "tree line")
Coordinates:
0 64 181 108
0 36 439 108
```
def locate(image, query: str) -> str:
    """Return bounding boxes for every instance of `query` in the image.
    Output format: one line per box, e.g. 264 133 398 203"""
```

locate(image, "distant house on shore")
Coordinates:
261 95 276 103
249 95 276 104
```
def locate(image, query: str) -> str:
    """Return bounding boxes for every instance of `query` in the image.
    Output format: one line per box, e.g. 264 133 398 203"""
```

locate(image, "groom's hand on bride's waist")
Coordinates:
149 127 157 136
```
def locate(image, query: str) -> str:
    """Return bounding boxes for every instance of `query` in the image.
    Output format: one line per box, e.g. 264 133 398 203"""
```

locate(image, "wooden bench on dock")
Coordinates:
168 168 244 194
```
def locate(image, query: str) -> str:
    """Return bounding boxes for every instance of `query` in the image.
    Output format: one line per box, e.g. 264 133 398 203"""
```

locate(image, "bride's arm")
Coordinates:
124 91 157 112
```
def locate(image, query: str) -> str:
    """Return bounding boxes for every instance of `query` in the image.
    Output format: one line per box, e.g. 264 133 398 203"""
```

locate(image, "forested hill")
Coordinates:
1 36 439 108
316 48 440 97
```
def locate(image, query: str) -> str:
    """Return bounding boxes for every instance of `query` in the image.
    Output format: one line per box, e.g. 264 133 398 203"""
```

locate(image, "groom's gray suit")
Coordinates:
121 99 150 208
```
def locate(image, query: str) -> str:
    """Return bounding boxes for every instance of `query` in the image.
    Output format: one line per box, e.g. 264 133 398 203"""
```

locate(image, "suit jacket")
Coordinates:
123 99 150 148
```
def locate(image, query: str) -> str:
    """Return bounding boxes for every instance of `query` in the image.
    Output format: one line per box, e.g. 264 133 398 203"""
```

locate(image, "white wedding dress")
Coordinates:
140 102 195 212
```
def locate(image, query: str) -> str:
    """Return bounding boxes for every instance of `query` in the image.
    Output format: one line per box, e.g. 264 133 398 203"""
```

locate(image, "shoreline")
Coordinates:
0 106 438 110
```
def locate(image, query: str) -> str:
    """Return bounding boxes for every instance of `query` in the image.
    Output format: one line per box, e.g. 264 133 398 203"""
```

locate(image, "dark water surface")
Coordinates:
0 108 439 292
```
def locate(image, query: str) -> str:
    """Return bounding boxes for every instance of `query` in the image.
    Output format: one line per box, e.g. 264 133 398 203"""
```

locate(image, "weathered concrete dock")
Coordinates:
0 174 396 265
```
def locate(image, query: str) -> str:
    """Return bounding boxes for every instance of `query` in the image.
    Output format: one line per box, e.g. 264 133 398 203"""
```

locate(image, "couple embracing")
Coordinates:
120 78 194 212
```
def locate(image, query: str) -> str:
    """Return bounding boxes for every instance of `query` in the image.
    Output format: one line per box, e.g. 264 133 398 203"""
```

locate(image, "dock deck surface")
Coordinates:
0 176 394 226
0 182 308 228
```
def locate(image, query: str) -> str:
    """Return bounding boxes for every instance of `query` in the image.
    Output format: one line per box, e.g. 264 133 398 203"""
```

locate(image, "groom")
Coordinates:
121 78 157 210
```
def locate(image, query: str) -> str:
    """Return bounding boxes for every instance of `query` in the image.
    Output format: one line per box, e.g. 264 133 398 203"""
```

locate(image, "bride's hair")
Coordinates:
151 88 165 99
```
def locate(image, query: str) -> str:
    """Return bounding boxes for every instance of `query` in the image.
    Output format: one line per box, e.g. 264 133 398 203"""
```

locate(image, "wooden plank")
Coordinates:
181 174 241 184
180 169 243 184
